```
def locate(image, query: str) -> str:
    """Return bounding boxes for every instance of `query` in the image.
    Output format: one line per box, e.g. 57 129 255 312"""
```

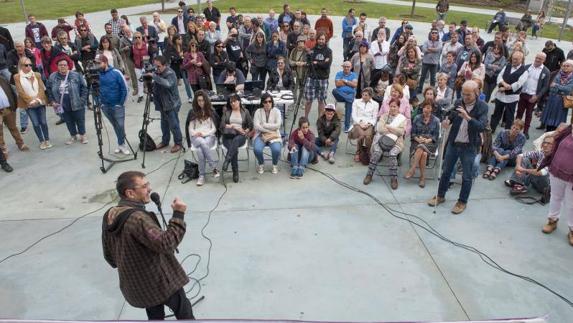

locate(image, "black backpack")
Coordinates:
138 130 157 152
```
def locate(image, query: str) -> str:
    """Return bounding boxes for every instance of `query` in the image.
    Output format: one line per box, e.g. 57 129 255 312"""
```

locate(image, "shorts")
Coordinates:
304 78 329 102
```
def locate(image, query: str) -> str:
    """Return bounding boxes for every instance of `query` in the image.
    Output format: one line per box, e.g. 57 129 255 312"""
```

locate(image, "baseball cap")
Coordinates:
325 103 336 111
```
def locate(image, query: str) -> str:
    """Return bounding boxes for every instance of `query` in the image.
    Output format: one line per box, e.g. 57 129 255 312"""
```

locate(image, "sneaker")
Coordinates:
114 147 122 154
213 169 220 178
120 145 131 155
451 201 467 214
196 175 205 186
39 142 47 150
272 165 279 174
188 98 193 103
427 195 446 207
65 136 77 145
542 219 558 234
1 162 13 173
44 141 53 149
80 135 88 144
20 127 27 134
328 152 335 164
290 167 297 179
257 164 264 174
296 167 304 178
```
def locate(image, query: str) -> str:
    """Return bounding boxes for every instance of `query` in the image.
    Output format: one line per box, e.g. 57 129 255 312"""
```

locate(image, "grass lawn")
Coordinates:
0 0 158 23
151 0 573 41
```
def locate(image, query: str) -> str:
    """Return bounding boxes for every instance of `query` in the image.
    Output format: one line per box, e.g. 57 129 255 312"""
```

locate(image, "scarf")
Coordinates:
559 70 573 85
19 70 40 100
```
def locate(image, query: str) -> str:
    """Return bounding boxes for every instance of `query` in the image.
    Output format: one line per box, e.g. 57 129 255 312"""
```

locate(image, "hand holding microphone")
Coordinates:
171 197 187 213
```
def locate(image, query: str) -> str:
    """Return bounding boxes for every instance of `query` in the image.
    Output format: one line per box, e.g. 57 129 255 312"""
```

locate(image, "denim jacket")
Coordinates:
47 70 88 111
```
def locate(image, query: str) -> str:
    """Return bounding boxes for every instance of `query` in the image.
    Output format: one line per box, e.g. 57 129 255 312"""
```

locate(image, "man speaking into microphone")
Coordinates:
102 171 195 320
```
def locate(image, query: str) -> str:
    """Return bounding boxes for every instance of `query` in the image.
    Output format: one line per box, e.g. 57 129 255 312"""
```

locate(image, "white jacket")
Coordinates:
351 99 379 126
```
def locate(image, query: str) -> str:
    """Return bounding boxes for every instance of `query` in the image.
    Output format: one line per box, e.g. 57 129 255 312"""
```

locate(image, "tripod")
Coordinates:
91 83 137 174
288 83 305 135
140 83 160 169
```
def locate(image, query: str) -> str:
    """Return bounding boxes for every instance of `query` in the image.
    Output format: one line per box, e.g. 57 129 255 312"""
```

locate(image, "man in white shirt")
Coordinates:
515 52 550 139
491 50 529 132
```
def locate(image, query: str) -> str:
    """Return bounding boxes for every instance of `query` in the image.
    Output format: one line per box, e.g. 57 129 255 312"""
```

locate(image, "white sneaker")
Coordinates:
213 169 220 178
44 141 53 149
328 152 335 164
257 164 264 174
196 175 205 186
120 144 131 155
272 165 279 174
114 147 122 154
80 135 88 144
65 136 77 145
39 142 47 150
188 98 193 103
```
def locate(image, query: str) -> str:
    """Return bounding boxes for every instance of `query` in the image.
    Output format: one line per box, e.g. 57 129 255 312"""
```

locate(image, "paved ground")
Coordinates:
0 3 572 323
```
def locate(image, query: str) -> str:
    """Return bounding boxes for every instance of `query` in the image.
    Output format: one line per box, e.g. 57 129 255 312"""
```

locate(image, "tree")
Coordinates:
410 0 417 16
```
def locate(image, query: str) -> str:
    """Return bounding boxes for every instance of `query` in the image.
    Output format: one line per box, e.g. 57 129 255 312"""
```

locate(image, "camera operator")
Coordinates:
303 32 332 119
96 55 129 154
102 171 195 320
427 80 488 214
147 55 183 153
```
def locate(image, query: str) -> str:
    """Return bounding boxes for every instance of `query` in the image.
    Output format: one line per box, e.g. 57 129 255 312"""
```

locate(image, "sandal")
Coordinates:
489 168 501 180
483 166 493 179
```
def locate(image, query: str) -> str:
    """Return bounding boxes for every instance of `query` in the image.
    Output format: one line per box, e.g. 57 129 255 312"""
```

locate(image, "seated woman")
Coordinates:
266 56 295 91
505 135 553 195
288 116 318 179
348 87 379 163
316 103 341 164
253 93 283 174
383 74 410 102
220 94 253 183
185 90 220 186
413 86 436 119
379 83 411 134
435 72 453 120
405 100 440 188
363 98 407 189
483 119 526 180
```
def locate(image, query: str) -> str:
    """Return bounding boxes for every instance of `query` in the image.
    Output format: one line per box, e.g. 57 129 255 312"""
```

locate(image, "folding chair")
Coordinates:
220 140 250 172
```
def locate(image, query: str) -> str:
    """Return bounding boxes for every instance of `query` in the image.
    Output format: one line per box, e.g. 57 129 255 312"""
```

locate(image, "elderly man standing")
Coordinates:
136 17 158 43
428 80 488 214
515 52 550 139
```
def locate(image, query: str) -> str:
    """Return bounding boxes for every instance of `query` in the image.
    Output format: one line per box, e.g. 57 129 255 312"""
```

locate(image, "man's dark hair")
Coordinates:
104 22 112 28
110 8 118 14
116 171 146 199
154 55 168 66
178 1 186 7
360 12 367 17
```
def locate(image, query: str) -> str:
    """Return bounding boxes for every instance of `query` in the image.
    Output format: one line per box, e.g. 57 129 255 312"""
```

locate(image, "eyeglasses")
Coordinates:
80 29 87 32
132 182 151 189
134 36 142 39
178 10 183 13
23 64 33 67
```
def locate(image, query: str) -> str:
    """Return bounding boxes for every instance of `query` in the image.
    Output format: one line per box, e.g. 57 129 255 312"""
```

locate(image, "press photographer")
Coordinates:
427 80 488 214
95 55 129 154
102 171 195 320
147 55 183 153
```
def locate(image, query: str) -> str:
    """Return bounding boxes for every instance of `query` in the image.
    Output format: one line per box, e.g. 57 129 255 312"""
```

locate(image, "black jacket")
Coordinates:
316 114 341 143
219 107 253 136
308 44 332 80
266 68 295 91
7 49 36 76
152 67 181 112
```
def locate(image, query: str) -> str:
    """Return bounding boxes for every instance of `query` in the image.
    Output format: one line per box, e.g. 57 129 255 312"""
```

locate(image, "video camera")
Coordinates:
84 60 101 90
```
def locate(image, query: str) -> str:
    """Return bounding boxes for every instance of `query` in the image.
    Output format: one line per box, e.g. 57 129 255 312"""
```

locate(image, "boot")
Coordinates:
222 156 231 172
542 218 558 234
232 168 239 183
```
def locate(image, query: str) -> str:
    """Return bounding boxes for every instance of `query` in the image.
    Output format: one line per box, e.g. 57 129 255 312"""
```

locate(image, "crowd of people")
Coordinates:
0 1 572 244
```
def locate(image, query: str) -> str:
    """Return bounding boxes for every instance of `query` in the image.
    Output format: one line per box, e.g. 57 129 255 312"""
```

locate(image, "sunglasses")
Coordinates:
23 64 33 67
80 29 87 32
216 45 223 48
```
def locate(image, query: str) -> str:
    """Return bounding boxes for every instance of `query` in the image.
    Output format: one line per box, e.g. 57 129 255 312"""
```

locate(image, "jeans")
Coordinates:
62 108 86 137
181 69 193 100
0 68 10 82
145 288 195 320
101 105 126 145
160 106 183 145
509 157 549 193
332 88 354 131
253 136 282 165
438 143 477 204
487 152 515 170
418 63 437 92
450 153 481 180
289 143 315 168
191 135 218 175
315 137 338 154
251 66 267 84
223 135 247 171
26 106 49 142
19 108 29 129
547 174 573 230
483 76 497 103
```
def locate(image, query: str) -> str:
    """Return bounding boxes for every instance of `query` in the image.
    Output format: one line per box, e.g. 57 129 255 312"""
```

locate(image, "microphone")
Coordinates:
150 192 179 253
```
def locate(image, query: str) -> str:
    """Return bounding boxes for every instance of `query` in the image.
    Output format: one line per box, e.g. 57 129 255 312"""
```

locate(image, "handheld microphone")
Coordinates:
150 192 179 253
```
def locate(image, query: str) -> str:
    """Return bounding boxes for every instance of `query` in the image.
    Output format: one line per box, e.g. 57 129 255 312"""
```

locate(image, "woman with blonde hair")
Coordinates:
14 57 51 149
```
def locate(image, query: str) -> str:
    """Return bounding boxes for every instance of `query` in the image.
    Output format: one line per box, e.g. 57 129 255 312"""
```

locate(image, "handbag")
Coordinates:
261 131 280 143
378 133 398 152
563 95 573 108
178 159 200 183
454 75 465 90
198 74 211 90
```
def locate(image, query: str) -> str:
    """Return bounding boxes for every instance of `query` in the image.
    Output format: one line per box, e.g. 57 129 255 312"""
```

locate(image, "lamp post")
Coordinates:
559 0 572 42
20 0 28 22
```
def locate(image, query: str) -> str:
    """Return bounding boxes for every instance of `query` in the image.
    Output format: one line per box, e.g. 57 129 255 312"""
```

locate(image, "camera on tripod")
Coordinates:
84 59 101 90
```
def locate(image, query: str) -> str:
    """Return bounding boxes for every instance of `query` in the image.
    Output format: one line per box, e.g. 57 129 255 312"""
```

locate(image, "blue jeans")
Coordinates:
450 153 481 180
26 106 49 142
181 70 193 100
439 143 477 204
289 143 315 168
253 136 282 165
417 63 437 92
160 107 183 146
19 109 29 129
332 88 354 131
487 149 515 170
315 137 338 154
101 105 126 145
62 108 86 136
